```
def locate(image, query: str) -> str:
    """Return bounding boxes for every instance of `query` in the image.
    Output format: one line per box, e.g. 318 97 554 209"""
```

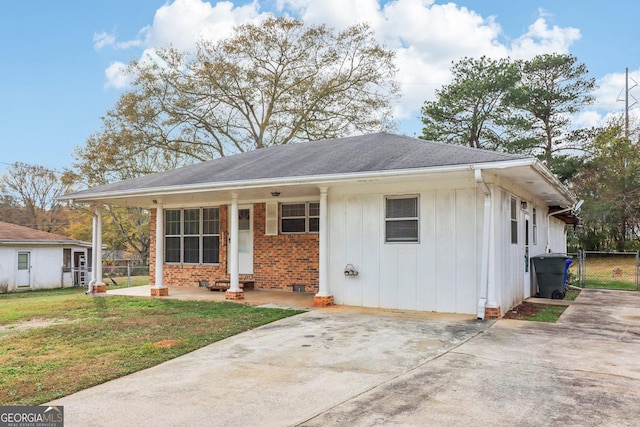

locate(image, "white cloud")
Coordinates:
104 61 131 89
509 17 581 59
144 0 261 50
93 31 115 50
102 0 585 125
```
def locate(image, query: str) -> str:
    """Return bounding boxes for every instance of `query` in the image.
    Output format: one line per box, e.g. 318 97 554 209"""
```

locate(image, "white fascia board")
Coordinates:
0 240 86 246
64 158 543 204
530 160 577 206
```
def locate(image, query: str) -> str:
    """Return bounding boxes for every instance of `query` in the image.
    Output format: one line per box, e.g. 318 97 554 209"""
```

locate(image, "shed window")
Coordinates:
385 196 419 243
510 197 518 245
281 202 319 234
164 207 220 264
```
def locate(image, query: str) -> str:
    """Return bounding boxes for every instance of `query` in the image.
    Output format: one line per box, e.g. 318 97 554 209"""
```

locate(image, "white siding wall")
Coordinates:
328 178 482 315
0 246 71 291
0 247 15 290
493 190 569 315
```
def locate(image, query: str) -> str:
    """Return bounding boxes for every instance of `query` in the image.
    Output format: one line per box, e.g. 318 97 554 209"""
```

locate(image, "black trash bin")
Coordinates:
531 253 573 299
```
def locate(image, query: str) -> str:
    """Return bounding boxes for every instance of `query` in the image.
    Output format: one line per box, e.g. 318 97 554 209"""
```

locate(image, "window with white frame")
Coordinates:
510 197 518 244
164 208 220 264
532 207 538 245
385 196 419 243
280 202 319 233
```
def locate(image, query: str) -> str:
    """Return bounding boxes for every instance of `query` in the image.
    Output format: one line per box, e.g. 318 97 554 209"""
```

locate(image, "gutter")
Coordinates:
59 159 539 204
545 200 583 253
474 169 491 320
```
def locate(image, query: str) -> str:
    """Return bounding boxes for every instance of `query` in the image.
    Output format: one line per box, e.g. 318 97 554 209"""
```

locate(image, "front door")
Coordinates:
228 205 253 274
17 251 31 288
523 212 531 297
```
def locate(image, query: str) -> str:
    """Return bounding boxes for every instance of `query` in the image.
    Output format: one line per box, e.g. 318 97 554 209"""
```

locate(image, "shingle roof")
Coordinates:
0 221 75 242
65 132 527 198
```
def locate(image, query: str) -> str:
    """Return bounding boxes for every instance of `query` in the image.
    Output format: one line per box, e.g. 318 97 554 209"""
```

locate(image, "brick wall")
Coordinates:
149 203 319 292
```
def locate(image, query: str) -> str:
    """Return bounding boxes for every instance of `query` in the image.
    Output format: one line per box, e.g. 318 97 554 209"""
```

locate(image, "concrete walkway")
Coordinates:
106 285 316 309
49 289 640 426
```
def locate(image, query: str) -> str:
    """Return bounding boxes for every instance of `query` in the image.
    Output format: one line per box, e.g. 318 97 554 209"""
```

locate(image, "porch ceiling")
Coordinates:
93 182 326 208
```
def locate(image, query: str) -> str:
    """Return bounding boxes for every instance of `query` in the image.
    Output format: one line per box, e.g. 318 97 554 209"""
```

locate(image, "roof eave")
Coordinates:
60 158 540 204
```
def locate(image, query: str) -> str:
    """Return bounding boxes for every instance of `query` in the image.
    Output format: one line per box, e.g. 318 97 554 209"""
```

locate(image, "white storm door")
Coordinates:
523 212 531 298
228 205 253 274
17 251 31 287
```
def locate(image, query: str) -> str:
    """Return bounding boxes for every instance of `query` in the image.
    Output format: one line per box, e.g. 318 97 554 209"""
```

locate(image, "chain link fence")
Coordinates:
569 251 639 291
70 265 149 289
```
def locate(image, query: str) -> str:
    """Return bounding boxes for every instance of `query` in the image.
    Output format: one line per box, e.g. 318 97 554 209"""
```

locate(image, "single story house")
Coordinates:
0 221 92 291
60 133 579 318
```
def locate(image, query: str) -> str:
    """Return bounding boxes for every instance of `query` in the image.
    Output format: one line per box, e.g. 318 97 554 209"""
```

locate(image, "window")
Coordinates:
510 197 518 245
281 202 319 233
63 248 71 272
532 207 538 245
164 208 220 264
385 196 419 243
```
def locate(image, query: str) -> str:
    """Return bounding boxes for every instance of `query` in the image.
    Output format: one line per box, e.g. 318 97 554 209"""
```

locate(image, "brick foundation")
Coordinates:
225 290 245 301
313 295 334 307
150 286 169 297
484 306 502 319
92 284 107 293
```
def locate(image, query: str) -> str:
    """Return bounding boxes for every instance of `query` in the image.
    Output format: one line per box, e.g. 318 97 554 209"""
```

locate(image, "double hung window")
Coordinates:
385 196 419 243
165 208 220 264
280 202 319 233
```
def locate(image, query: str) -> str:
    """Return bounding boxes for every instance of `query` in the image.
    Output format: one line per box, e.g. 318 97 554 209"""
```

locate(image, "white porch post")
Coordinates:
226 192 244 300
91 205 107 293
151 204 168 296
87 210 98 293
314 186 333 307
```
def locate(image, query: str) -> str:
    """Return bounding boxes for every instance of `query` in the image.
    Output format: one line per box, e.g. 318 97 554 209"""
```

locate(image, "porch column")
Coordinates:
151 204 169 296
87 211 97 293
314 186 333 307
92 206 107 293
226 192 244 301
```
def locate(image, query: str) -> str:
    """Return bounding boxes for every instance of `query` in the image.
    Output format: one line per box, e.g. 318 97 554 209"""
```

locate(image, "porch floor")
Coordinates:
104 285 316 310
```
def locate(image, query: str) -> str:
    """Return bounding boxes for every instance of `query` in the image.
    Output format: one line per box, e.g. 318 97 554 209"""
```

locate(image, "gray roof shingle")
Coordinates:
65 132 527 198
0 221 74 242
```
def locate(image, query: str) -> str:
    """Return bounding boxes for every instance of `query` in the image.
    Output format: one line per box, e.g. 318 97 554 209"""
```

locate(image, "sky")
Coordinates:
1 0 639 177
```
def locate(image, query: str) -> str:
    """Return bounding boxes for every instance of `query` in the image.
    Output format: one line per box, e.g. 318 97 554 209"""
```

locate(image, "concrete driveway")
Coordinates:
49 289 640 426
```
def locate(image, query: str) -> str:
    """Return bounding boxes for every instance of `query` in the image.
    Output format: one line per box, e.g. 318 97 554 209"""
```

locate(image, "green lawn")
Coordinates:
0 288 302 405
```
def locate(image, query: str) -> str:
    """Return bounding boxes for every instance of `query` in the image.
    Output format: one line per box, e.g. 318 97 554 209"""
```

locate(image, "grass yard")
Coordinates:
102 275 149 289
0 288 302 406
503 289 580 322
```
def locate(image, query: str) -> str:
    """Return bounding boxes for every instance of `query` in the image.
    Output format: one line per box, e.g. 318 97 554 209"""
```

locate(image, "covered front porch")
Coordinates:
105 285 316 309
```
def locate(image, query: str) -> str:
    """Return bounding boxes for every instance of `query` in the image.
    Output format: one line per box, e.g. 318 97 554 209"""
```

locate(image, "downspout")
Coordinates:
474 169 491 320
545 200 583 253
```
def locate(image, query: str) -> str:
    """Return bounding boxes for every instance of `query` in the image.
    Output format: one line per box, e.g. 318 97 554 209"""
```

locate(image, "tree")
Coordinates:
507 53 597 165
111 16 399 161
420 56 521 150
71 16 399 263
0 163 69 233
571 117 640 251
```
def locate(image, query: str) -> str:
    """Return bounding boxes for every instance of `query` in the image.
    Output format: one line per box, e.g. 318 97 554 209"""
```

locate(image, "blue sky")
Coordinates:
1 0 638 176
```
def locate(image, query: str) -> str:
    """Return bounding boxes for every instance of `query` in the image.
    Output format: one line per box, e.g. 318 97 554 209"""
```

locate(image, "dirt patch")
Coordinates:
0 318 68 338
152 339 180 348
503 303 544 320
